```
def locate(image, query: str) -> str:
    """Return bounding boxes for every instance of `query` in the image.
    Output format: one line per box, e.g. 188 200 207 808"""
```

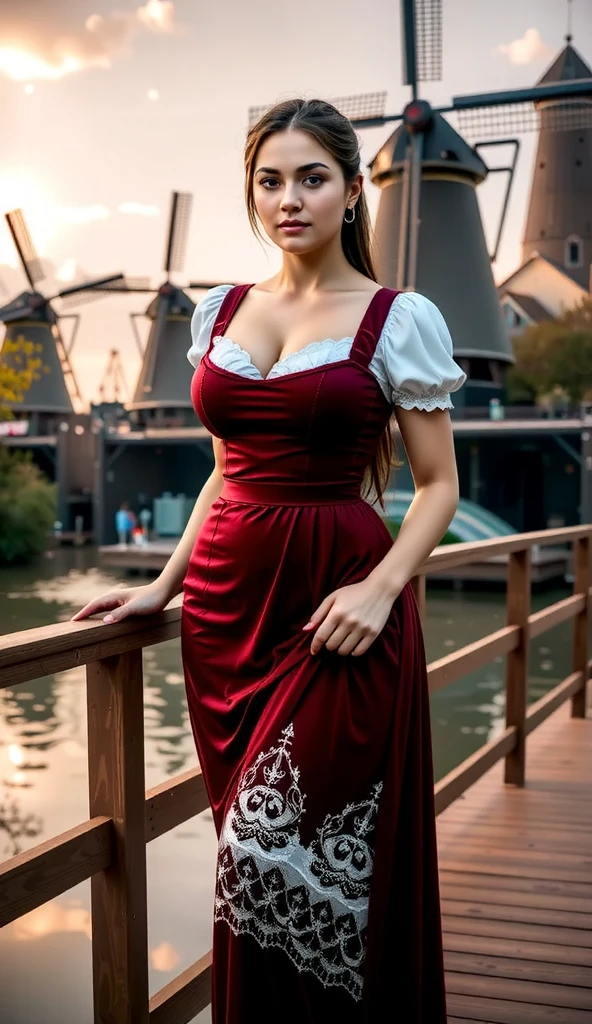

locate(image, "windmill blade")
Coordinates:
56 272 126 300
248 92 387 129
188 279 239 290
163 191 193 275
444 79 592 140
400 0 418 98
415 0 442 83
58 276 154 308
5 209 45 288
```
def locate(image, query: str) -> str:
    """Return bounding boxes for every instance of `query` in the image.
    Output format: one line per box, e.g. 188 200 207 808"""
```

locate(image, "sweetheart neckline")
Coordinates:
210 334 355 380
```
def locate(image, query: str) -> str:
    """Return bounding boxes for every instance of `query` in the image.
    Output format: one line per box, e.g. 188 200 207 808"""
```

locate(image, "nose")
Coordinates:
280 185 302 214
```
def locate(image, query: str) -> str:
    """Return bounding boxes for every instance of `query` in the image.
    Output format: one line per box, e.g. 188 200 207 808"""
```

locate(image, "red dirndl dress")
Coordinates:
181 283 447 1023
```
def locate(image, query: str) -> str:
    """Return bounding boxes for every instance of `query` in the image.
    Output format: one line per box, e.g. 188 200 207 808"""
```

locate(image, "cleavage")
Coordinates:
212 334 354 379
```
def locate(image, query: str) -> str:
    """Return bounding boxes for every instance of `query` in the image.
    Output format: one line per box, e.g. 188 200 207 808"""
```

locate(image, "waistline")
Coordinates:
220 479 364 507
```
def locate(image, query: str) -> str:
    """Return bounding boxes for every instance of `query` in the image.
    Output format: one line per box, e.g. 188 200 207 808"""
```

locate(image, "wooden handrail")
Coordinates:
1 525 590 1024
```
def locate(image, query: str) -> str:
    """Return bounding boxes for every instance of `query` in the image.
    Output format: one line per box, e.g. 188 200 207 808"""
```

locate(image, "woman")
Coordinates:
74 98 465 1023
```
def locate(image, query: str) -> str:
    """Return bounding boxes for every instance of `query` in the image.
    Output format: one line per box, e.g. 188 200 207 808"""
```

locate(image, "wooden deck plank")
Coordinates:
443 930 592 968
444 952 592 991
440 696 592 1024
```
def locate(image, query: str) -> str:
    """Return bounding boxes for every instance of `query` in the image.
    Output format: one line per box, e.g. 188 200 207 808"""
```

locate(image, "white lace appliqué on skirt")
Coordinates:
214 724 383 1000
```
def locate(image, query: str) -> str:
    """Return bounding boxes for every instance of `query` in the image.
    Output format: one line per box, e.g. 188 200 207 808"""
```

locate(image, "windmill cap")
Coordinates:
368 111 488 183
536 42 592 87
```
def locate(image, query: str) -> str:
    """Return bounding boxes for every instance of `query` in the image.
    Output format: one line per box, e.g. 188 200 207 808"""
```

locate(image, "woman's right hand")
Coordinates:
71 580 172 624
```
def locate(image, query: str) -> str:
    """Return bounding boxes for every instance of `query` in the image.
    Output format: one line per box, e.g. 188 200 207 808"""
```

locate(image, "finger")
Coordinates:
71 595 123 621
324 623 355 653
336 630 365 656
310 616 343 655
303 593 335 631
102 601 136 624
350 633 375 657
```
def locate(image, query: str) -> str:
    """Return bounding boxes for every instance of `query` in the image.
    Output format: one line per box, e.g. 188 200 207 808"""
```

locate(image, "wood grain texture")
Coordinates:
504 549 531 786
149 952 212 1024
439 695 592 1024
571 537 590 718
0 816 112 927
87 651 149 1024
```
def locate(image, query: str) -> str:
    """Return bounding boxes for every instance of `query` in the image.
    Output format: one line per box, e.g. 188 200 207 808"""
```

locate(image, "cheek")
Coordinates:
309 188 345 223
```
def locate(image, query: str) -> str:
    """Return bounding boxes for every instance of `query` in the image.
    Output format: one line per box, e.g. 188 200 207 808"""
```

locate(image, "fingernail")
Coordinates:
302 622 312 630
104 614 114 623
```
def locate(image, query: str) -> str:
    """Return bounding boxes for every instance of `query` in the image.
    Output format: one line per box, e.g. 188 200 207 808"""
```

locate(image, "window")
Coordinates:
502 302 526 330
565 235 583 268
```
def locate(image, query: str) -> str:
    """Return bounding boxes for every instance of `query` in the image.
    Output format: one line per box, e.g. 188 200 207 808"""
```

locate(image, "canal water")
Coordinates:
0 547 575 1023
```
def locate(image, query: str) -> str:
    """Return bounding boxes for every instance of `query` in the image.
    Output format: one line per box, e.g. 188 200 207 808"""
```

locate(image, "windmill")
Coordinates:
0 208 125 424
97 348 129 405
248 0 592 406
65 191 231 428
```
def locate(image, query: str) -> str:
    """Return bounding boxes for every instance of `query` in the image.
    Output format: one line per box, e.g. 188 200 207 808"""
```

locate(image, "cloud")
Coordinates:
0 1 177 82
496 28 554 66
118 201 160 217
55 204 111 225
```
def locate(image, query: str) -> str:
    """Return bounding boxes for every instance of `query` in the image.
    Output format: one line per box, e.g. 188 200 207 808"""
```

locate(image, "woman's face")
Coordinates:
252 129 360 254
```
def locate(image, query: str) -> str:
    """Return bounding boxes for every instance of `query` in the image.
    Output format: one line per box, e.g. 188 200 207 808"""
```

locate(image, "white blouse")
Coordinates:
187 284 466 410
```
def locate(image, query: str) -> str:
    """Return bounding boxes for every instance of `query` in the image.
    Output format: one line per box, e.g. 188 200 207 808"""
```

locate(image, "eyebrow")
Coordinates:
255 162 331 175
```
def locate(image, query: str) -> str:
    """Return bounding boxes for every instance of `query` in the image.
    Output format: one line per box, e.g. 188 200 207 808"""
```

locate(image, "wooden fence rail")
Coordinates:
0 525 590 1024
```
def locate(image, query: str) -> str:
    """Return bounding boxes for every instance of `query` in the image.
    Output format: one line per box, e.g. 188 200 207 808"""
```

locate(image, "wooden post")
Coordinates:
411 573 426 624
87 650 149 1024
571 535 590 718
504 548 531 786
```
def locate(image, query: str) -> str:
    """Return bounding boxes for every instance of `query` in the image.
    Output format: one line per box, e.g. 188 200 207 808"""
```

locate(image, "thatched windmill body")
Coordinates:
0 209 124 431
81 192 230 429
0 209 125 533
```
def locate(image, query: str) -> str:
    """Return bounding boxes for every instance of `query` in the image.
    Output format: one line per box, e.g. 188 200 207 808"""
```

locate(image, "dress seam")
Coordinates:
304 371 326 482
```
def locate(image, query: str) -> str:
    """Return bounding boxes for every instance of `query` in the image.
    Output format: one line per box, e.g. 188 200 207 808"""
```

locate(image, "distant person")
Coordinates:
115 502 132 546
139 507 152 538
73 97 465 1021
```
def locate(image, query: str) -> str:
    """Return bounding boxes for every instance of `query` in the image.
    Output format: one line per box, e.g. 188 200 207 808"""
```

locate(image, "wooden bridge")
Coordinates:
1 526 591 1023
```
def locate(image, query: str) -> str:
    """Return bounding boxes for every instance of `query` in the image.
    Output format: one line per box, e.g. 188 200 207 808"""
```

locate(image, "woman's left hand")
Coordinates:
303 578 399 657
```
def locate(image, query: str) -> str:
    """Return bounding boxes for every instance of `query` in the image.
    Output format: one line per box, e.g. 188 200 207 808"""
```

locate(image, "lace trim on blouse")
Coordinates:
189 286 466 410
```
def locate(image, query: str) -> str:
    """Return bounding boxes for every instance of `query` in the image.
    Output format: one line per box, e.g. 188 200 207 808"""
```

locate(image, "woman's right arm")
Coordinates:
72 437 225 622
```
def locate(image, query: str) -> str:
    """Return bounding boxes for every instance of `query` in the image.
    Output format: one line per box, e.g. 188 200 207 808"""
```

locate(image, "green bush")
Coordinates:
0 448 57 565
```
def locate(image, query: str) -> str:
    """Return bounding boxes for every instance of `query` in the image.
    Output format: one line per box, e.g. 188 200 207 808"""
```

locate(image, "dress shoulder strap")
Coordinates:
207 283 254 353
349 287 401 369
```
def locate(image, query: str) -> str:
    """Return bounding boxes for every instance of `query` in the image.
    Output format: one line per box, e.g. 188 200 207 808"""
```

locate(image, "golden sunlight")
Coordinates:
0 48 80 82
0 173 55 267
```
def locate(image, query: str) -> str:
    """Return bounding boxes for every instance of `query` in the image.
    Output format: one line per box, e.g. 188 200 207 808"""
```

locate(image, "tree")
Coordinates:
0 447 57 564
0 334 43 418
509 309 592 406
0 333 55 564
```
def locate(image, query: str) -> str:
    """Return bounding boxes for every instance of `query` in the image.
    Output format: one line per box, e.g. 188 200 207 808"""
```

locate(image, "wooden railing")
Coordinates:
0 526 590 1024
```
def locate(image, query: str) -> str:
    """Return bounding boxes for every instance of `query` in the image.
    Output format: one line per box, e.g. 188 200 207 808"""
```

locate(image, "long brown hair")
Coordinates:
244 97 397 508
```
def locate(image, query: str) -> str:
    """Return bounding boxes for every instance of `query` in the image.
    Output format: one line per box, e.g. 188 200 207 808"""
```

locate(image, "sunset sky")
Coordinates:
1 0 591 403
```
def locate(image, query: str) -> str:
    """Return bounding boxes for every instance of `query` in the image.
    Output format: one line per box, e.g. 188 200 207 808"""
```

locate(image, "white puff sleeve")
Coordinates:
371 291 466 410
187 284 234 369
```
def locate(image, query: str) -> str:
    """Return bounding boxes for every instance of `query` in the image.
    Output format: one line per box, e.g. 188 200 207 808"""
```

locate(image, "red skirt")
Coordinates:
181 481 446 1023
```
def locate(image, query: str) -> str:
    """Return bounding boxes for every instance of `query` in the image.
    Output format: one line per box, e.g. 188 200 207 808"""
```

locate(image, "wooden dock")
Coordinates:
439 701 592 1023
1 524 591 1023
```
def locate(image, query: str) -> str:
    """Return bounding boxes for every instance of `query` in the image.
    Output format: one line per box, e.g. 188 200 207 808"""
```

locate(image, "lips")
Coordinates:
278 221 309 228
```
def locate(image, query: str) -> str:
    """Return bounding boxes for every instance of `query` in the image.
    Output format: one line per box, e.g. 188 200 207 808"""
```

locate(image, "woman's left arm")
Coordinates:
368 405 459 596
305 406 459 656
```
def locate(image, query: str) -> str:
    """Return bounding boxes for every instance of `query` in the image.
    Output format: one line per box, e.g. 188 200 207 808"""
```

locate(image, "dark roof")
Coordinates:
537 43 592 86
496 253 578 292
504 291 554 323
368 111 488 183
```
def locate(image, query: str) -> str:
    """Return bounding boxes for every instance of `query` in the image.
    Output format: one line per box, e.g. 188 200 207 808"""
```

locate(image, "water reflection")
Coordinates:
0 794 42 857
